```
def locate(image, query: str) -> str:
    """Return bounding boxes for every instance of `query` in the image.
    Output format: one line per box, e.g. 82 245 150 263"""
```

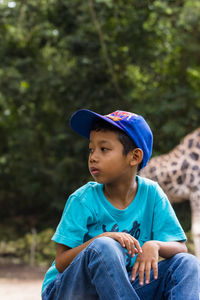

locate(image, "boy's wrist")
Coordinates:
99 232 109 238
144 240 160 252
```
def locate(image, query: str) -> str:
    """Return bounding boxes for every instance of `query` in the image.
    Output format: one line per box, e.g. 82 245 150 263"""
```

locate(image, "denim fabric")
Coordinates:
42 237 200 300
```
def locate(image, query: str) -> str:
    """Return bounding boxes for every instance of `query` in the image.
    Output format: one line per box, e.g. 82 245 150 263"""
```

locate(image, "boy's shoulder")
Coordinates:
70 181 101 202
137 175 165 197
138 175 158 188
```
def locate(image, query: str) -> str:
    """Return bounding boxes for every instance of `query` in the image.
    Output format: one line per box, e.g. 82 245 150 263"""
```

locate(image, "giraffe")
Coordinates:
140 128 200 259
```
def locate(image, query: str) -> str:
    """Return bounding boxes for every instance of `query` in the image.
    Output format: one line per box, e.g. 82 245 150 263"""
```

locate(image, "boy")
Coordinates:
42 109 200 300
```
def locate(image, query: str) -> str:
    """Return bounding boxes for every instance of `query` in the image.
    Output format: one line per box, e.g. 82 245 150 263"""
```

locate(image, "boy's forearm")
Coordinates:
151 240 188 258
55 236 99 272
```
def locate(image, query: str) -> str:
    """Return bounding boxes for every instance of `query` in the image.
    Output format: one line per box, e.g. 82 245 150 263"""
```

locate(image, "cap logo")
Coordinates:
105 111 138 122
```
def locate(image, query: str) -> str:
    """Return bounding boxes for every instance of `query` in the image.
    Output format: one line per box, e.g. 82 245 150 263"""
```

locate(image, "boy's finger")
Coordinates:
138 262 145 285
125 235 135 255
119 236 126 248
132 238 142 254
124 237 132 254
131 261 139 281
130 239 136 257
152 260 158 280
145 262 151 284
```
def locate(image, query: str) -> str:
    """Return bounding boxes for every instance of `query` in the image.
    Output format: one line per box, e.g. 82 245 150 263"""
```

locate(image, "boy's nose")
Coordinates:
90 151 99 163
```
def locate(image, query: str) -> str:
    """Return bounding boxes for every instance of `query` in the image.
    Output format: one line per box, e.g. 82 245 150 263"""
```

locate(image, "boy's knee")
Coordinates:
90 236 119 250
86 236 127 268
88 236 124 257
173 253 200 272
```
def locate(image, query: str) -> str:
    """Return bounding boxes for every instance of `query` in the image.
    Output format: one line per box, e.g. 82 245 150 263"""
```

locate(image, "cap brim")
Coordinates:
70 109 123 139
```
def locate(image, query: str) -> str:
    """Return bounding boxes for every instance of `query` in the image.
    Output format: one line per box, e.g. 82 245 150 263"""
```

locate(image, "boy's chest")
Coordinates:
86 206 153 244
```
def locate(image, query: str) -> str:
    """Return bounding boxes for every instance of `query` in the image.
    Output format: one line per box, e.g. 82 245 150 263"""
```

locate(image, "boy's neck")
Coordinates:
103 175 138 210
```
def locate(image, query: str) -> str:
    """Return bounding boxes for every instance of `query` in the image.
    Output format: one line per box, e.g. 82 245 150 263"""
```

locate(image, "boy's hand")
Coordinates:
131 240 159 285
101 232 142 257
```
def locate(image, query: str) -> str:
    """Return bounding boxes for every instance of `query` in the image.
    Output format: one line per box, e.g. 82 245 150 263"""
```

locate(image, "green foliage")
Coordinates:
173 201 191 233
173 201 194 254
185 231 194 255
0 228 56 266
0 0 199 229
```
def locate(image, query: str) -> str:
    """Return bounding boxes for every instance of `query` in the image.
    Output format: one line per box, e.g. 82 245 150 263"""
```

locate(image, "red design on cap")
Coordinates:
105 111 137 122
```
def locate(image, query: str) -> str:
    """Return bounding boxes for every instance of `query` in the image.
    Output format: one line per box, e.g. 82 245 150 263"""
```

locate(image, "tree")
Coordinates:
0 0 199 229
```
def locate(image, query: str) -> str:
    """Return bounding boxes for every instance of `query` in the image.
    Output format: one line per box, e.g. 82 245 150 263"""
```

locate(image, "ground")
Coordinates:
0 263 47 300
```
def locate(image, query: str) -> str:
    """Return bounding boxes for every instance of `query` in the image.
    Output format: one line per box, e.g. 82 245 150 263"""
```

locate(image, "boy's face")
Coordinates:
88 129 134 184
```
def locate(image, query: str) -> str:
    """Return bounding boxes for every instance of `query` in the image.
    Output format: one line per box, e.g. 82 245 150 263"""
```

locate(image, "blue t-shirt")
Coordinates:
42 176 186 294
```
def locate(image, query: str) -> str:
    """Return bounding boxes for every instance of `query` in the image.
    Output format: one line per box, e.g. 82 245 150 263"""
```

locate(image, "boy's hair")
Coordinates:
91 119 137 156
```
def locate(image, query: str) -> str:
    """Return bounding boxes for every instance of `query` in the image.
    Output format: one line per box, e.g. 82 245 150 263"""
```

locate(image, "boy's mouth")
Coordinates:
90 167 100 176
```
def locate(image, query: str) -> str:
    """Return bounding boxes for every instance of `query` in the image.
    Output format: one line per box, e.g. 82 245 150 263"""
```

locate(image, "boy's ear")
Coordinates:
129 148 143 166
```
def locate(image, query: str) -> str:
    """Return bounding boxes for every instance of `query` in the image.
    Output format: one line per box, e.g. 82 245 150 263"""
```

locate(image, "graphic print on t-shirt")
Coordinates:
102 221 141 268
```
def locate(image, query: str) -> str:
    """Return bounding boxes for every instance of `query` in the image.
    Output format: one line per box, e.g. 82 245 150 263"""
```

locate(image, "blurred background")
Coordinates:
0 0 199 270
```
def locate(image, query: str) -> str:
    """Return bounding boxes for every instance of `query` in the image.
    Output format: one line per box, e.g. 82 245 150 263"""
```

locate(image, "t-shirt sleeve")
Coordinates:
152 184 187 242
52 195 94 248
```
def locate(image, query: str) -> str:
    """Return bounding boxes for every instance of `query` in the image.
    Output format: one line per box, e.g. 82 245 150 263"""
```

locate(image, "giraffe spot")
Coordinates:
150 167 156 173
192 165 199 171
168 186 174 191
188 139 193 148
196 142 200 149
190 152 199 161
163 180 171 185
181 159 189 171
190 174 194 183
173 170 177 175
177 176 183 185
172 162 177 166
153 176 158 181
192 186 198 192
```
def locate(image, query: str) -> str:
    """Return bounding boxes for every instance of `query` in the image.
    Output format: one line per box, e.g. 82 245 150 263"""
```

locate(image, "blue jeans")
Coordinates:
42 237 200 300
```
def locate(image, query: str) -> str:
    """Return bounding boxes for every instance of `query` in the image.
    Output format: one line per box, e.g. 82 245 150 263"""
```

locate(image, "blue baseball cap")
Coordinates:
70 109 153 169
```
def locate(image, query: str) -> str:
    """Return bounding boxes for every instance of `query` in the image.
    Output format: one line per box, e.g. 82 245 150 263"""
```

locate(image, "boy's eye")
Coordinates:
101 147 109 152
89 148 94 154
